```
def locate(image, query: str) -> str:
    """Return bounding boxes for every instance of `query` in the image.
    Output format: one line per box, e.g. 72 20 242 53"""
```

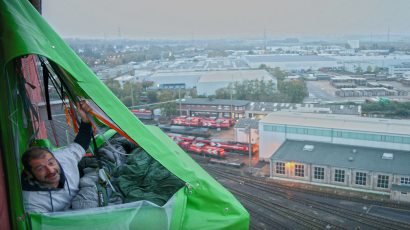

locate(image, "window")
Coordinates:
307 128 332 137
377 175 389 188
314 167 324 180
264 125 286 132
264 125 273 132
295 164 304 177
274 125 286 132
401 177 410 185
334 169 345 183
355 172 367 186
276 162 285 174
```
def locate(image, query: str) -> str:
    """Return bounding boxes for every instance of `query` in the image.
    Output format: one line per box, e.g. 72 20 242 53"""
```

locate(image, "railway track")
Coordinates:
205 165 410 230
231 187 343 229
191 153 410 211
243 202 291 230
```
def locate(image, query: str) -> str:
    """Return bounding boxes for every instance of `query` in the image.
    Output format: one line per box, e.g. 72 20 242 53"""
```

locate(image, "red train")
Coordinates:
131 109 153 120
167 133 258 157
177 141 225 158
171 116 235 129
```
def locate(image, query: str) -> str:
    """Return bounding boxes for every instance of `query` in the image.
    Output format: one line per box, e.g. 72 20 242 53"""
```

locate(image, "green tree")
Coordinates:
270 67 287 81
355 66 363 74
215 88 230 99
366 65 373 73
162 102 177 118
279 80 308 103
259 64 268 69
157 90 177 118
147 91 158 103
104 79 122 97
373 66 380 74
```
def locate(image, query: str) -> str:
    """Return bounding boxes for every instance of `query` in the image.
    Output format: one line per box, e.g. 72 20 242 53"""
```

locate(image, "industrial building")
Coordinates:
196 70 276 96
148 69 276 96
245 102 361 120
260 111 410 201
233 118 259 144
259 112 410 161
244 55 339 71
335 87 408 97
270 140 410 201
330 76 367 88
177 98 250 119
389 62 410 77
148 71 201 90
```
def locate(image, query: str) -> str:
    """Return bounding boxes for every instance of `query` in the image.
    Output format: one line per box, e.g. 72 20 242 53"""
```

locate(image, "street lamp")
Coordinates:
178 87 182 116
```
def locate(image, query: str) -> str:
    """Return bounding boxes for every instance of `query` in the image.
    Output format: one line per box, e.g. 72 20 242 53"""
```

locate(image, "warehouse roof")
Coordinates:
272 140 410 175
180 98 250 107
198 69 273 83
234 118 259 129
260 111 410 135
391 184 410 192
245 55 337 63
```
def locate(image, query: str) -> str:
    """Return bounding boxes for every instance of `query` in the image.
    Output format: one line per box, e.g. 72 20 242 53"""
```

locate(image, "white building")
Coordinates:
270 140 410 200
196 70 276 96
259 112 410 161
233 119 259 144
347 40 360 49
148 69 277 96
389 63 410 76
245 55 339 71
114 75 138 88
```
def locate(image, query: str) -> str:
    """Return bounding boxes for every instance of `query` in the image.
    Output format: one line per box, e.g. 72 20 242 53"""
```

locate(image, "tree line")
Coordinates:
362 100 410 118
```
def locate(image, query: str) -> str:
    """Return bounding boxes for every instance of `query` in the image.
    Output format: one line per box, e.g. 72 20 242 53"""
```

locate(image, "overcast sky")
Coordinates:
42 0 410 39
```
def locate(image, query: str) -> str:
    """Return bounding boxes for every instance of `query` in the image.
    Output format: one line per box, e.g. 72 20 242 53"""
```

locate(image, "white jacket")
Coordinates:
23 143 85 213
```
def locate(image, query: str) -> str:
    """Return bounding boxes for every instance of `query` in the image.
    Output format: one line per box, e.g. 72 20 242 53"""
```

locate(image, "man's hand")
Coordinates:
76 100 92 123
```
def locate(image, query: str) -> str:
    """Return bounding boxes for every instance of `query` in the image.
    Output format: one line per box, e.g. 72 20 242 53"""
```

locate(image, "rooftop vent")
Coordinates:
348 156 354 161
352 149 357 154
382 153 394 160
303 145 315 152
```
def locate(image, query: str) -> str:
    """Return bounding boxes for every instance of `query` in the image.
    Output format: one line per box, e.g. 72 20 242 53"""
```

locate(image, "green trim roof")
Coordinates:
272 140 410 175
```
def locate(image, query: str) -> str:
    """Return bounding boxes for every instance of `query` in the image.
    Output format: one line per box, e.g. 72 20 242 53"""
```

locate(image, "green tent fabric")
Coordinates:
112 147 186 206
0 0 249 229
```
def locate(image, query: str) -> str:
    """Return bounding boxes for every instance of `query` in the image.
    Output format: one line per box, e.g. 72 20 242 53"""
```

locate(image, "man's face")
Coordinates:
28 152 61 188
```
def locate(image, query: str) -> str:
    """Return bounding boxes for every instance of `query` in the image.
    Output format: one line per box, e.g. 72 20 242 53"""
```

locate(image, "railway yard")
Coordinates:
196 156 410 230
149 117 410 229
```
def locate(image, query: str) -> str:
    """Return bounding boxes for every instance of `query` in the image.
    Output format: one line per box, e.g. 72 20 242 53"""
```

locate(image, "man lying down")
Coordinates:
21 100 185 213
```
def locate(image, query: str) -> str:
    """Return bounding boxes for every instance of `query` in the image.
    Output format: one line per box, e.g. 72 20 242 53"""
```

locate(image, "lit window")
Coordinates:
377 175 389 188
275 162 285 174
355 172 367 186
314 167 324 180
334 169 345 183
401 177 410 185
295 164 304 177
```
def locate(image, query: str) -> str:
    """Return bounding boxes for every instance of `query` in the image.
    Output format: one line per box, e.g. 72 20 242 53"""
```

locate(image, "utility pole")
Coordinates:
230 85 233 118
247 124 252 174
230 76 233 119
130 82 134 107
178 87 182 116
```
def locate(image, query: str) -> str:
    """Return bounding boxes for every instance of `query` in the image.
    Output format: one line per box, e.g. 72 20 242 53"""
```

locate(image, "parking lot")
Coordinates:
305 80 410 103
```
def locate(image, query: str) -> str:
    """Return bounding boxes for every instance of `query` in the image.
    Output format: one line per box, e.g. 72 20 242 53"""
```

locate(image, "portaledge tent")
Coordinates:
0 0 249 229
